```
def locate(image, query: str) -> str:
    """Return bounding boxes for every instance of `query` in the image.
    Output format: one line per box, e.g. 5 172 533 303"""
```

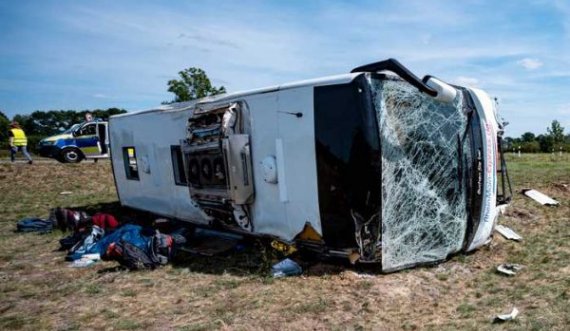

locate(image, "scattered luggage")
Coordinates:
271 258 303 278
105 240 157 270
66 225 106 261
92 213 120 230
14 207 241 272
52 207 90 232
16 217 55 233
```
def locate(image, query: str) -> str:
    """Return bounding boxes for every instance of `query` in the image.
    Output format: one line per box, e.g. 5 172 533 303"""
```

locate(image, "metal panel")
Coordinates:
223 134 254 205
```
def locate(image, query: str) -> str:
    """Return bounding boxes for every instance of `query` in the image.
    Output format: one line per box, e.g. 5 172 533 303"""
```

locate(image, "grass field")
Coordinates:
0 154 568 330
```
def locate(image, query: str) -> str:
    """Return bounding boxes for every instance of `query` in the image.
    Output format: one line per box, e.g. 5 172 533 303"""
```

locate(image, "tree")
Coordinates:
10 108 127 137
0 111 10 144
547 120 565 148
521 141 540 153
537 134 554 153
521 132 536 143
166 67 226 103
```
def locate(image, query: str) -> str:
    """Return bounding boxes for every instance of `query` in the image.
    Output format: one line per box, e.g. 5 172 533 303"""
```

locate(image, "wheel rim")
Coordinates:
66 150 78 161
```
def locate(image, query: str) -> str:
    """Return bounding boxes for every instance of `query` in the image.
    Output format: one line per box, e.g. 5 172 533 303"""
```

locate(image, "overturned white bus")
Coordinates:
109 59 511 272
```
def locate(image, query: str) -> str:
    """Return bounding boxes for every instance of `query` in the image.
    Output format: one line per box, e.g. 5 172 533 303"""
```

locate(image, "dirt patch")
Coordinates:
504 206 536 221
552 182 570 194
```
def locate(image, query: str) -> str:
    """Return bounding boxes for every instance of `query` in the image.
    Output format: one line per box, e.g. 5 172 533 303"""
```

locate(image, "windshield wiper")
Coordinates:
351 58 438 97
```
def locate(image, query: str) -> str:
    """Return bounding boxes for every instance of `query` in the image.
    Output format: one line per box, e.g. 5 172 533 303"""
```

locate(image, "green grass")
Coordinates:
0 155 568 330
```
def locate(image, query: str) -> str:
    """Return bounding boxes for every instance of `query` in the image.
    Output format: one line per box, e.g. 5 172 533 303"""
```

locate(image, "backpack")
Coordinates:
150 232 174 265
91 213 120 230
52 208 90 232
16 217 54 233
105 240 156 270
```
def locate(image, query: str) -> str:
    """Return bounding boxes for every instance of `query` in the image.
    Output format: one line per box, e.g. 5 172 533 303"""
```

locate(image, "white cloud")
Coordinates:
92 93 107 99
454 76 479 87
517 58 543 70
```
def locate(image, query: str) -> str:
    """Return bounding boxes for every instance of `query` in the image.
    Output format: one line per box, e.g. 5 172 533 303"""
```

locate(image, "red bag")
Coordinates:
92 213 119 230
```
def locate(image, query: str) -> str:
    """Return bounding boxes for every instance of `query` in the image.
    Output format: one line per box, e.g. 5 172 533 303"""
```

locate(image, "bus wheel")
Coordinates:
61 148 83 163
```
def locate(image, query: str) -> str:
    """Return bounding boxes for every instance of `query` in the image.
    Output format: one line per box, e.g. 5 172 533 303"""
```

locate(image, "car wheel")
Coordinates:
61 148 83 163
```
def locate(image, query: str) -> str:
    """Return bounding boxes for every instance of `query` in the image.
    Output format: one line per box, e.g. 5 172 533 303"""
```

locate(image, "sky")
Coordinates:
1 0 569 137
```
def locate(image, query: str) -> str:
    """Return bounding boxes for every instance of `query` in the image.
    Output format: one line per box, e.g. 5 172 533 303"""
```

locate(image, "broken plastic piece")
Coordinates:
81 253 101 261
231 203 252 232
496 263 523 276
521 189 559 206
493 307 519 323
69 254 100 268
271 258 302 278
271 240 297 255
495 225 522 241
348 251 360 265
295 223 323 242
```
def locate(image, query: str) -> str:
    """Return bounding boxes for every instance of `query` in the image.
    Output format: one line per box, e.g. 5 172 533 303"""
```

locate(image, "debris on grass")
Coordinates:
59 191 73 195
496 263 523 276
495 225 523 241
521 189 559 206
270 240 297 256
553 182 569 192
70 254 101 268
348 251 360 265
341 270 375 280
493 307 519 323
271 258 302 278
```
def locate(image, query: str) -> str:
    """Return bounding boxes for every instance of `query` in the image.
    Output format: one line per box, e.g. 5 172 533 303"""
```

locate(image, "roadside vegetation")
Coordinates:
0 154 568 330
505 120 570 153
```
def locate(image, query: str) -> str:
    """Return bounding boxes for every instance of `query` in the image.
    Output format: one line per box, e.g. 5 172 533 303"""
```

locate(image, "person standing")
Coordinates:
8 122 33 164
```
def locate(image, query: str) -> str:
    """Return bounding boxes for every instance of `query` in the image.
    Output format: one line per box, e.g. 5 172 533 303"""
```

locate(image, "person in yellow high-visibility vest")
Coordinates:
8 122 33 164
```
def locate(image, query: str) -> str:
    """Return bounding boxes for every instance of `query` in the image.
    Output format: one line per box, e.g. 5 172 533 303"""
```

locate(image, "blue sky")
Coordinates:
1 0 569 137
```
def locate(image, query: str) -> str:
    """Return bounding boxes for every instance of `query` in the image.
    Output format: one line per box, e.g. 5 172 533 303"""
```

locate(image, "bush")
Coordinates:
26 135 46 153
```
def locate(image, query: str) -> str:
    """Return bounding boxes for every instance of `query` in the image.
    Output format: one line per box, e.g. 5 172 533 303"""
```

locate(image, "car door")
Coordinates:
75 122 101 157
97 122 109 155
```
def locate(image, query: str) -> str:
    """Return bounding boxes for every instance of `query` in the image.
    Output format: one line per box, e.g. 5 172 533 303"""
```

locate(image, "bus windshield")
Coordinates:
369 76 473 271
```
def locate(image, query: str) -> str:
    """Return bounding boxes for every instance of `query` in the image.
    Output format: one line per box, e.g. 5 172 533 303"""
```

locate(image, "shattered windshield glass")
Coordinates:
370 77 471 272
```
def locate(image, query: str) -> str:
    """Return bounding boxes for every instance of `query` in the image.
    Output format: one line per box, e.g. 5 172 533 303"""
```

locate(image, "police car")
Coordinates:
38 119 109 163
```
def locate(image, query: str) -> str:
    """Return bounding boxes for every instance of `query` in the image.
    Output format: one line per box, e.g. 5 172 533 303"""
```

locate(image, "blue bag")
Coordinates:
16 218 54 233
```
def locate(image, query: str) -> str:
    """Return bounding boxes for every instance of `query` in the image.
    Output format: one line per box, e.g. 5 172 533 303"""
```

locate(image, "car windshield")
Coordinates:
63 123 82 134
368 76 472 271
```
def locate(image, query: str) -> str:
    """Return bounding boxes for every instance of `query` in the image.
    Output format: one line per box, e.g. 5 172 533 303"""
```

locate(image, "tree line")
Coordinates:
504 120 569 153
0 108 127 152
1 67 225 153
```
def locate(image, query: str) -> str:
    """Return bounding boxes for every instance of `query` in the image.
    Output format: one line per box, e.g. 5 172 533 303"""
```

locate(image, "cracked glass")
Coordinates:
371 78 471 272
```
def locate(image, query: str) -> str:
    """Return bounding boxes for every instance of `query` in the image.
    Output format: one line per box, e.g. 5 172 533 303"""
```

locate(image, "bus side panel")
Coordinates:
109 110 209 224
244 93 291 239
276 87 322 240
